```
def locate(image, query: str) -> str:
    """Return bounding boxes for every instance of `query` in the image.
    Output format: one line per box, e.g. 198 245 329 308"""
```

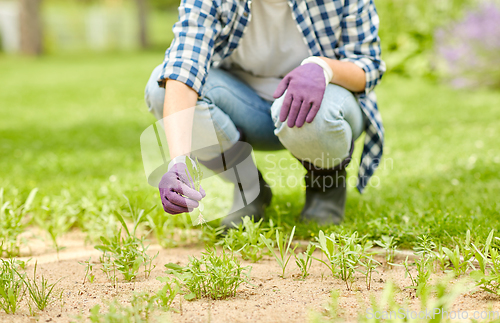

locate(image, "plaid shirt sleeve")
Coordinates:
334 0 386 94
157 0 222 95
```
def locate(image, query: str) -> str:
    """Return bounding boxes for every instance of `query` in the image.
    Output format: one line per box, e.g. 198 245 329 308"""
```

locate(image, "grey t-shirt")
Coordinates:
225 0 311 101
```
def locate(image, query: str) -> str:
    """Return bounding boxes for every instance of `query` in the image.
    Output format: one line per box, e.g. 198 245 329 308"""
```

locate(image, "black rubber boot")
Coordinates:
300 165 347 225
197 130 272 229
220 170 272 228
298 141 353 225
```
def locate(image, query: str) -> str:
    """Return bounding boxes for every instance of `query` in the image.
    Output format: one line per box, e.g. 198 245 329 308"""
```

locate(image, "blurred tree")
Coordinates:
19 0 43 55
134 0 149 48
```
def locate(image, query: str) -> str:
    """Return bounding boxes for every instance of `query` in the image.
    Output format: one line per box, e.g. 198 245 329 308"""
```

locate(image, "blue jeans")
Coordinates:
145 65 365 168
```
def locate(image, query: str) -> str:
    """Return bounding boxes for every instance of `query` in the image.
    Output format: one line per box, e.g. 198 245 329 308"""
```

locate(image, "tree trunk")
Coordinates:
19 0 43 55
135 0 149 49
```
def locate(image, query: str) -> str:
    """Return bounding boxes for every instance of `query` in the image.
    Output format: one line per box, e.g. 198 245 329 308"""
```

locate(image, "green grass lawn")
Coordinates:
0 51 499 247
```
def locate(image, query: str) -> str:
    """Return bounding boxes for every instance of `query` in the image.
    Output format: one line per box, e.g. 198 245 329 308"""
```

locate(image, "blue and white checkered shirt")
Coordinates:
158 0 386 193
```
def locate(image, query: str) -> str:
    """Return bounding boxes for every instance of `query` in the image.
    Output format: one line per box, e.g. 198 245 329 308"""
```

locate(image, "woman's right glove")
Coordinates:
158 161 206 215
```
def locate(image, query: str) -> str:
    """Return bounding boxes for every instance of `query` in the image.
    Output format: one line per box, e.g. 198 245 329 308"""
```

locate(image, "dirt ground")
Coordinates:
1 231 500 323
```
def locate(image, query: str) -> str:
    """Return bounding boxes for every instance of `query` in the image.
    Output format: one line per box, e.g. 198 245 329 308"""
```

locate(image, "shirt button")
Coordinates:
243 11 249 17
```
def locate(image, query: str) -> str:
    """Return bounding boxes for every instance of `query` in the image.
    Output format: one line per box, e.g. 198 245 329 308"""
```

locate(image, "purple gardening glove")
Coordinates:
158 163 206 215
273 63 327 128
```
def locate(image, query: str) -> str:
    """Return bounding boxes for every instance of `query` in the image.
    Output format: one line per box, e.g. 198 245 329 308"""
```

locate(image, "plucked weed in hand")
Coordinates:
185 157 205 225
95 197 158 282
164 246 252 300
0 188 38 257
0 258 26 314
260 226 297 278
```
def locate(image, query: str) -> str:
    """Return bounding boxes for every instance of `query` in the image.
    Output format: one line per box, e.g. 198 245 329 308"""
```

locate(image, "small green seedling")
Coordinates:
22 262 61 311
155 277 180 310
95 197 158 282
87 292 159 323
0 258 26 314
293 243 316 279
314 231 368 290
471 231 500 296
0 188 38 257
260 226 297 278
374 235 397 267
79 257 96 285
164 246 251 300
219 216 277 262
360 256 380 290
442 230 474 277
470 229 494 274
199 223 225 246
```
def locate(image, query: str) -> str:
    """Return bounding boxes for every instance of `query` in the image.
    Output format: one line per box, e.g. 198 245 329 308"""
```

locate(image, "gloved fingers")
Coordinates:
279 91 293 123
173 182 204 201
167 190 200 208
161 198 190 214
199 185 206 198
306 101 321 123
177 171 196 189
287 98 303 128
273 76 290 99
295 101 312 128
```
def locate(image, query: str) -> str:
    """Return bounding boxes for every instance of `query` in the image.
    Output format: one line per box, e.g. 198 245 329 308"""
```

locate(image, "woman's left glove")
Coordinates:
273 58 333 128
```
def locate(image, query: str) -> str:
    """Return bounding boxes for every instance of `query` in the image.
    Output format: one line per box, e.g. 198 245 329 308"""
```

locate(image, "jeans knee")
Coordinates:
271 89 353 168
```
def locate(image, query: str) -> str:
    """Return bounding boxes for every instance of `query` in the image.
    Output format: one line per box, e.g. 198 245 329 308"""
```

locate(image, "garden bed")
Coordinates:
2 230 499 323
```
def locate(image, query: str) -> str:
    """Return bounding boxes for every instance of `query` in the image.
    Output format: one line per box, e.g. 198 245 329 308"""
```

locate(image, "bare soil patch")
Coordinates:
1 231 499 323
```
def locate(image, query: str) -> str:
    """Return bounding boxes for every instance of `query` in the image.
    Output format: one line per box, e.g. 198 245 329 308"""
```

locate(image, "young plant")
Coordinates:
441 230 474 277
293 243 316 279
0 258 26 314
473 245 500 295
360 256 380 291
470 229 494 274
392 235 436 297
22 262 61 311
314 231 368 290
260 226 297 278
434 243 449 272
471 231 500 296
87 292 160 323
154 277 180 310
164 246 251 300
95 198 158 282
0 187 38 257
374 235 397 267
199 223 225 246
36 193 79 257
398 255 417 288
218 216 277 262
79 257 96 285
